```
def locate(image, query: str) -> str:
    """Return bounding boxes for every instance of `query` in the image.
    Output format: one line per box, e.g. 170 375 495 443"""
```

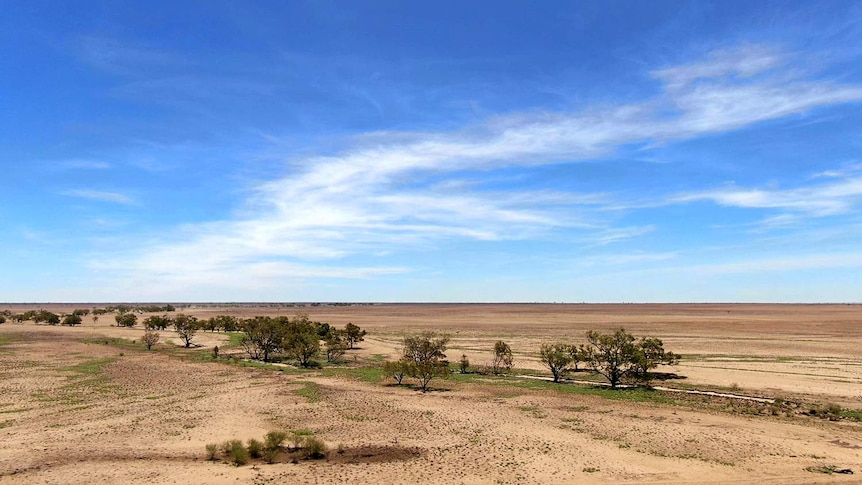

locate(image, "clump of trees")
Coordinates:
203 315 239 332
539 328 679 388
102 304 176 314
385 332 450 392
115 313 138 328
237 315 365 367
24 310 61 325
143 315 171 330
62 314 82 326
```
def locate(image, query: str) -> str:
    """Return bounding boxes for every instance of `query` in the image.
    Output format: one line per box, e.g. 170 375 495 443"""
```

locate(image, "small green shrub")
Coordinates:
459 354 470 374
262 446 279 464
265 430 288 450
302 436 327 459
807 403 844 421
227 439 249 466
290 430 311 449
219 440 233 456
247 438 263 458
205 443 218 461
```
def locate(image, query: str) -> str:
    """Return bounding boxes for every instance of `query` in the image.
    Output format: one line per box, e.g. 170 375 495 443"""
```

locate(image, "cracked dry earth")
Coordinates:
1 325 861 484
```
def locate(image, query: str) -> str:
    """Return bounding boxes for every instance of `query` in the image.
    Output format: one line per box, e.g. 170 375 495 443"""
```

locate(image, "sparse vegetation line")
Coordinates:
514 374 775 403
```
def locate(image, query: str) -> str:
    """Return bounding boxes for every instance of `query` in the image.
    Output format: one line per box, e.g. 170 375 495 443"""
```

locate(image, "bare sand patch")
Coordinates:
1 304 861 483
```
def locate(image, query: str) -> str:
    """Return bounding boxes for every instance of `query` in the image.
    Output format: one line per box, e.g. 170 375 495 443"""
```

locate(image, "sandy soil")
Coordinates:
1 304 861 484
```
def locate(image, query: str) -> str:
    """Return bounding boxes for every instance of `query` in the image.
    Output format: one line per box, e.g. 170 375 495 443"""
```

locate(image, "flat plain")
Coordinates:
1 303 861 484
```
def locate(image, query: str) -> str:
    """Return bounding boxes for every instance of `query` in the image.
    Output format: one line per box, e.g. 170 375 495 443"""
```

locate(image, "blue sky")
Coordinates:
3 1 862 302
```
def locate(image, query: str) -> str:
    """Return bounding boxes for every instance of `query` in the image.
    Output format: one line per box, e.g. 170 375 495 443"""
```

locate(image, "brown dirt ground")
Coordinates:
1 303 861 484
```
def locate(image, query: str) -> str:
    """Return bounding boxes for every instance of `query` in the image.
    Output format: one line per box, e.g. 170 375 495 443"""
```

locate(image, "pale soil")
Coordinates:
1 304 861 484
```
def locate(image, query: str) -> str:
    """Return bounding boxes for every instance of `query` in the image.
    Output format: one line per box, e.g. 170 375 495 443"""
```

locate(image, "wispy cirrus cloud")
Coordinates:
672 175 862 216
94 45 862 293
56 159 111 170
62 189 136 205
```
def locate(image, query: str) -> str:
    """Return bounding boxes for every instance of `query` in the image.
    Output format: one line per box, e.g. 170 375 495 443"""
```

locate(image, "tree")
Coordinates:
0 316 5 324
631 337 679 382
208 315 239 332
539 343 572 382
115 313 138 328
585 329 637 388
91 314 99 324
382 359 412 385
72 308 90 316
402 332 450 392
323 329 348 363
568 344 589 371
344 323 366 349
239 316 286 362
173 314 200 348
141 330 160 350
34 310 60 325
62 314 82 326
144 315 171 330
491 340 514 374
282 314 320 367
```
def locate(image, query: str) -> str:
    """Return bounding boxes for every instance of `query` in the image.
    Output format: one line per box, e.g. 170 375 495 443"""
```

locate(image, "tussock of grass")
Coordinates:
295 382 321 402
61 357 116 375
322 366 385 383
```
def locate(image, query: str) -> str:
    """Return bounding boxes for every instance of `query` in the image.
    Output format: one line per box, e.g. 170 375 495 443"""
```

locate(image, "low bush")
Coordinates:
247 438 263 458
227 439 249 466
265 430 288 450
302 436 328 459
205 443 218 461
291 429 312 449
262 446 279 464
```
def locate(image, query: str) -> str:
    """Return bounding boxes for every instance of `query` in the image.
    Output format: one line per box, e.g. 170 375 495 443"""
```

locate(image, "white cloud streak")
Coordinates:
673 176 862 216
63 189 136 205
57 159 111 170
97 45 862 293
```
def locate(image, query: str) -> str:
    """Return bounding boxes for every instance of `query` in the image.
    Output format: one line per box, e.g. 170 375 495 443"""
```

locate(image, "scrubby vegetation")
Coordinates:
538 329 679 387
206 430 328 466
141 330 160 350
491 340 514 374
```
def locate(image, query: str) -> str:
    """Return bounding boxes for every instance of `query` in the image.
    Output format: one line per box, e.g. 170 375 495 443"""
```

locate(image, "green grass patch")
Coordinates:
61 357 117 376
322 366 385 383
230 359 287 371
80 337 139 349
0 334 20 347
225 332 245 348
295 382 322 403
481 375 676 404
840 409 862 422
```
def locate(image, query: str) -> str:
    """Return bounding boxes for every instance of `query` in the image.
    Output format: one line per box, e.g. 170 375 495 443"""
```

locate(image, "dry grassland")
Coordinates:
1 303 861 484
